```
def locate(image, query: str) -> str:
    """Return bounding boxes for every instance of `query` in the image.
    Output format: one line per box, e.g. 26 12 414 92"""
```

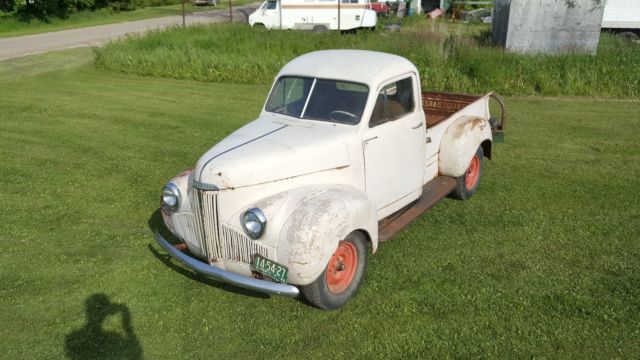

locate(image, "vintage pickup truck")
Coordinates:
155 50 505 310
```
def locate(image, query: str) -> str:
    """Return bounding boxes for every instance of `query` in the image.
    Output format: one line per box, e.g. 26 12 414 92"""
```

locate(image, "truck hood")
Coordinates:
194 119 352 189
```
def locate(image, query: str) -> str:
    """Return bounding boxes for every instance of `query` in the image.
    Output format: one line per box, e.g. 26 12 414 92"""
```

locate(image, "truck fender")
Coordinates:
439 116 492 178
272 185 378 286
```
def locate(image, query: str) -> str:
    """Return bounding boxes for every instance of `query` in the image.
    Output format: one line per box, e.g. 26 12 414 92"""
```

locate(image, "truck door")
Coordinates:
363 75 425 212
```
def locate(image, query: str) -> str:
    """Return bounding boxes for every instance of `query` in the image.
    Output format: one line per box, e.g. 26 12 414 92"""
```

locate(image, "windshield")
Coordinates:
265 76 369 125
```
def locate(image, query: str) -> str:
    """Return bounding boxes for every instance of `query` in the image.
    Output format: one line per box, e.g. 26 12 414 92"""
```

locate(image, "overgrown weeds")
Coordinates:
94 20 640 98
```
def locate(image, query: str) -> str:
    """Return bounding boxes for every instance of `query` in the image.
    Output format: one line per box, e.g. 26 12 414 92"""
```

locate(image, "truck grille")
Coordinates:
173 188 270 264
219 224 270 263
192 189 221 260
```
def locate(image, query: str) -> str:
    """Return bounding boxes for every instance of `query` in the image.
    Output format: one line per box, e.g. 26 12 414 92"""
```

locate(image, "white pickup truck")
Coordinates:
155 50 505 310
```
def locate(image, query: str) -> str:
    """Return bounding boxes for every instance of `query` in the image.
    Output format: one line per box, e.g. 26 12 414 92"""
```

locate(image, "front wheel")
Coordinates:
450 146 483 200
301 232 368 310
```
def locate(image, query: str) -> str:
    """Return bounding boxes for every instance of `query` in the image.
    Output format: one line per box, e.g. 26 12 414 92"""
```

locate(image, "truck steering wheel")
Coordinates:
329 110 358 123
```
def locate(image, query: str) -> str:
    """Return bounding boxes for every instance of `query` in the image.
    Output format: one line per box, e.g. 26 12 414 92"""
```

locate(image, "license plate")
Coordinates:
251 255 288 284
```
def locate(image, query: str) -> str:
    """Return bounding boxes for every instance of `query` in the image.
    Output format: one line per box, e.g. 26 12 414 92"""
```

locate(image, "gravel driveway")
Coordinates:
0 4 259 60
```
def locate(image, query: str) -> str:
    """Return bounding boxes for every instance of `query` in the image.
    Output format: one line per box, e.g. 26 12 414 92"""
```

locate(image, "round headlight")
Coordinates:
241 208 267 239
161 183 181 211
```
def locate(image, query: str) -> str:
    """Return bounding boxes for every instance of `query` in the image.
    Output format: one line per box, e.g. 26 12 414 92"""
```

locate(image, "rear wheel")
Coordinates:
450 146 483 200
618 31 639 42
301 232 368 310
312 25 328 33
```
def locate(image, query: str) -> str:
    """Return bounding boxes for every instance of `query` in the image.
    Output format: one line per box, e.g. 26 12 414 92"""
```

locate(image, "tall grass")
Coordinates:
95 21 640 98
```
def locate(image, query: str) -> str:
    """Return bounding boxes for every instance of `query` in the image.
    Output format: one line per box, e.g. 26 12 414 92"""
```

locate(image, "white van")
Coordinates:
248 0 377 31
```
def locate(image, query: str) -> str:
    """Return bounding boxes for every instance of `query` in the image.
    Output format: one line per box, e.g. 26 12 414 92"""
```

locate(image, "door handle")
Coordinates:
411 122 424 130
364 136 378 143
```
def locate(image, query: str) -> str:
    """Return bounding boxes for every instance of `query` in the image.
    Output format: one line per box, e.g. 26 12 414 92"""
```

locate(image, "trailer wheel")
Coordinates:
301 231 368 310
618 31 639 42
450 146 483 200
312 25 328 33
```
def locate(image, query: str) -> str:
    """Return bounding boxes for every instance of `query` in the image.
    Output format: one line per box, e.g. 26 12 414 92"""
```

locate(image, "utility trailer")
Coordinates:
602 0 640 41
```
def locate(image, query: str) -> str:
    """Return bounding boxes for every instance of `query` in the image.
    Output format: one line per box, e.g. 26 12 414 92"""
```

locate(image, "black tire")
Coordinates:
450 146 483 200
312 25 328 33
301 231 368 310
253 23 266 29
618 31 639 42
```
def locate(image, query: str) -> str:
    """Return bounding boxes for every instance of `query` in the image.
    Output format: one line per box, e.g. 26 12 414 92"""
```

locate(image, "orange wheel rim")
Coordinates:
326 241 358 294
465 155 480 190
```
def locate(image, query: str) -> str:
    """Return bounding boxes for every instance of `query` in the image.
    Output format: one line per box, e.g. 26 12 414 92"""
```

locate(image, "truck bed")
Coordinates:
423 90 506 139
422 91 482 127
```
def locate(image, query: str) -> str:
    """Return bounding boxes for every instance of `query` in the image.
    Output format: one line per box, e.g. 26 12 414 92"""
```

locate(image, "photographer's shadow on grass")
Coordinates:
65 294 143 360
147 209 269 299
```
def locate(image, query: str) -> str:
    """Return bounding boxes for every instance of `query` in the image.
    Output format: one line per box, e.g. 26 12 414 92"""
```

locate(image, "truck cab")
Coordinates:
155 50 504 310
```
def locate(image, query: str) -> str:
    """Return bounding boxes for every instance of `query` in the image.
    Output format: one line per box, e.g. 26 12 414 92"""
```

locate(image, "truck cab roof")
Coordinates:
276 50 418 89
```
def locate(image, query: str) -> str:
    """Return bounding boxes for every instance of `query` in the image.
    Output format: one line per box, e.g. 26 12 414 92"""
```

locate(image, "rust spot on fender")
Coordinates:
469 117 485 129
453 117 486 139
177 167 194 177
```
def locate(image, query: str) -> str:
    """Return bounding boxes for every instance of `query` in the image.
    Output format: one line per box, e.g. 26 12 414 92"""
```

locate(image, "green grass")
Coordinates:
95 21 640 98
1 48 640 359
0 1 256 38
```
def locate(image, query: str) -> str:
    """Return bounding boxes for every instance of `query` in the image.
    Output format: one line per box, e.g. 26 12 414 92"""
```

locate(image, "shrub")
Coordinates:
1 0 16 12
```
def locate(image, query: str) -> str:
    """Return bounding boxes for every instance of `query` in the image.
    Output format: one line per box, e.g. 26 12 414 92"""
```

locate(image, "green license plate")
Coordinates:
251 255 288 284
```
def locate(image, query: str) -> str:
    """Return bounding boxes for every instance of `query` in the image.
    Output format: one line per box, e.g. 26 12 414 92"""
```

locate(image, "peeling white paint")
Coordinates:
439 116 492 178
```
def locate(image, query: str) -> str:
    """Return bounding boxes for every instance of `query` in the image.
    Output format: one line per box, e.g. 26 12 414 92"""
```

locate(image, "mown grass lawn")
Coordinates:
1 48 639 359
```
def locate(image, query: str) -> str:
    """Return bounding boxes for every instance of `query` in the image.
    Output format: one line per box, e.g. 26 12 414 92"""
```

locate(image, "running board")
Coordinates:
378 176 457 242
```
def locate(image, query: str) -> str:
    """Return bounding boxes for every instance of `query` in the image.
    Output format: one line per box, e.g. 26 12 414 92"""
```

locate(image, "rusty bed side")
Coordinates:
422 91 482 128
422 91 507 140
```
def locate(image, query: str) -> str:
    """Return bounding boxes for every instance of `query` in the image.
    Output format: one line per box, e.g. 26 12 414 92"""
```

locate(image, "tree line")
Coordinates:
1 0 178 21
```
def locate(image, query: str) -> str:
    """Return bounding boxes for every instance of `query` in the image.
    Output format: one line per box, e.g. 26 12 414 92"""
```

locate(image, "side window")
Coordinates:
266 1 277 9
369 92 387 127
369 77 415 127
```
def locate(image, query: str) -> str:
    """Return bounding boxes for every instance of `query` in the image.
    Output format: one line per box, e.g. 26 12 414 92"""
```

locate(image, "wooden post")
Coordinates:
182 0 186 28
338 0 341 31
279 0 282 29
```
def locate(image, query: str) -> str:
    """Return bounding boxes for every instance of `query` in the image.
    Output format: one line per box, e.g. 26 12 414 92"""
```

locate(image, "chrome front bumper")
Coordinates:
154 232 300 298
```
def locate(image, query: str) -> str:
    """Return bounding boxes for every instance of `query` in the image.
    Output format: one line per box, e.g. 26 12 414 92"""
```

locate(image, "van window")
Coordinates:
266 0 277 9
341 0 358 3
369 77 415 127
